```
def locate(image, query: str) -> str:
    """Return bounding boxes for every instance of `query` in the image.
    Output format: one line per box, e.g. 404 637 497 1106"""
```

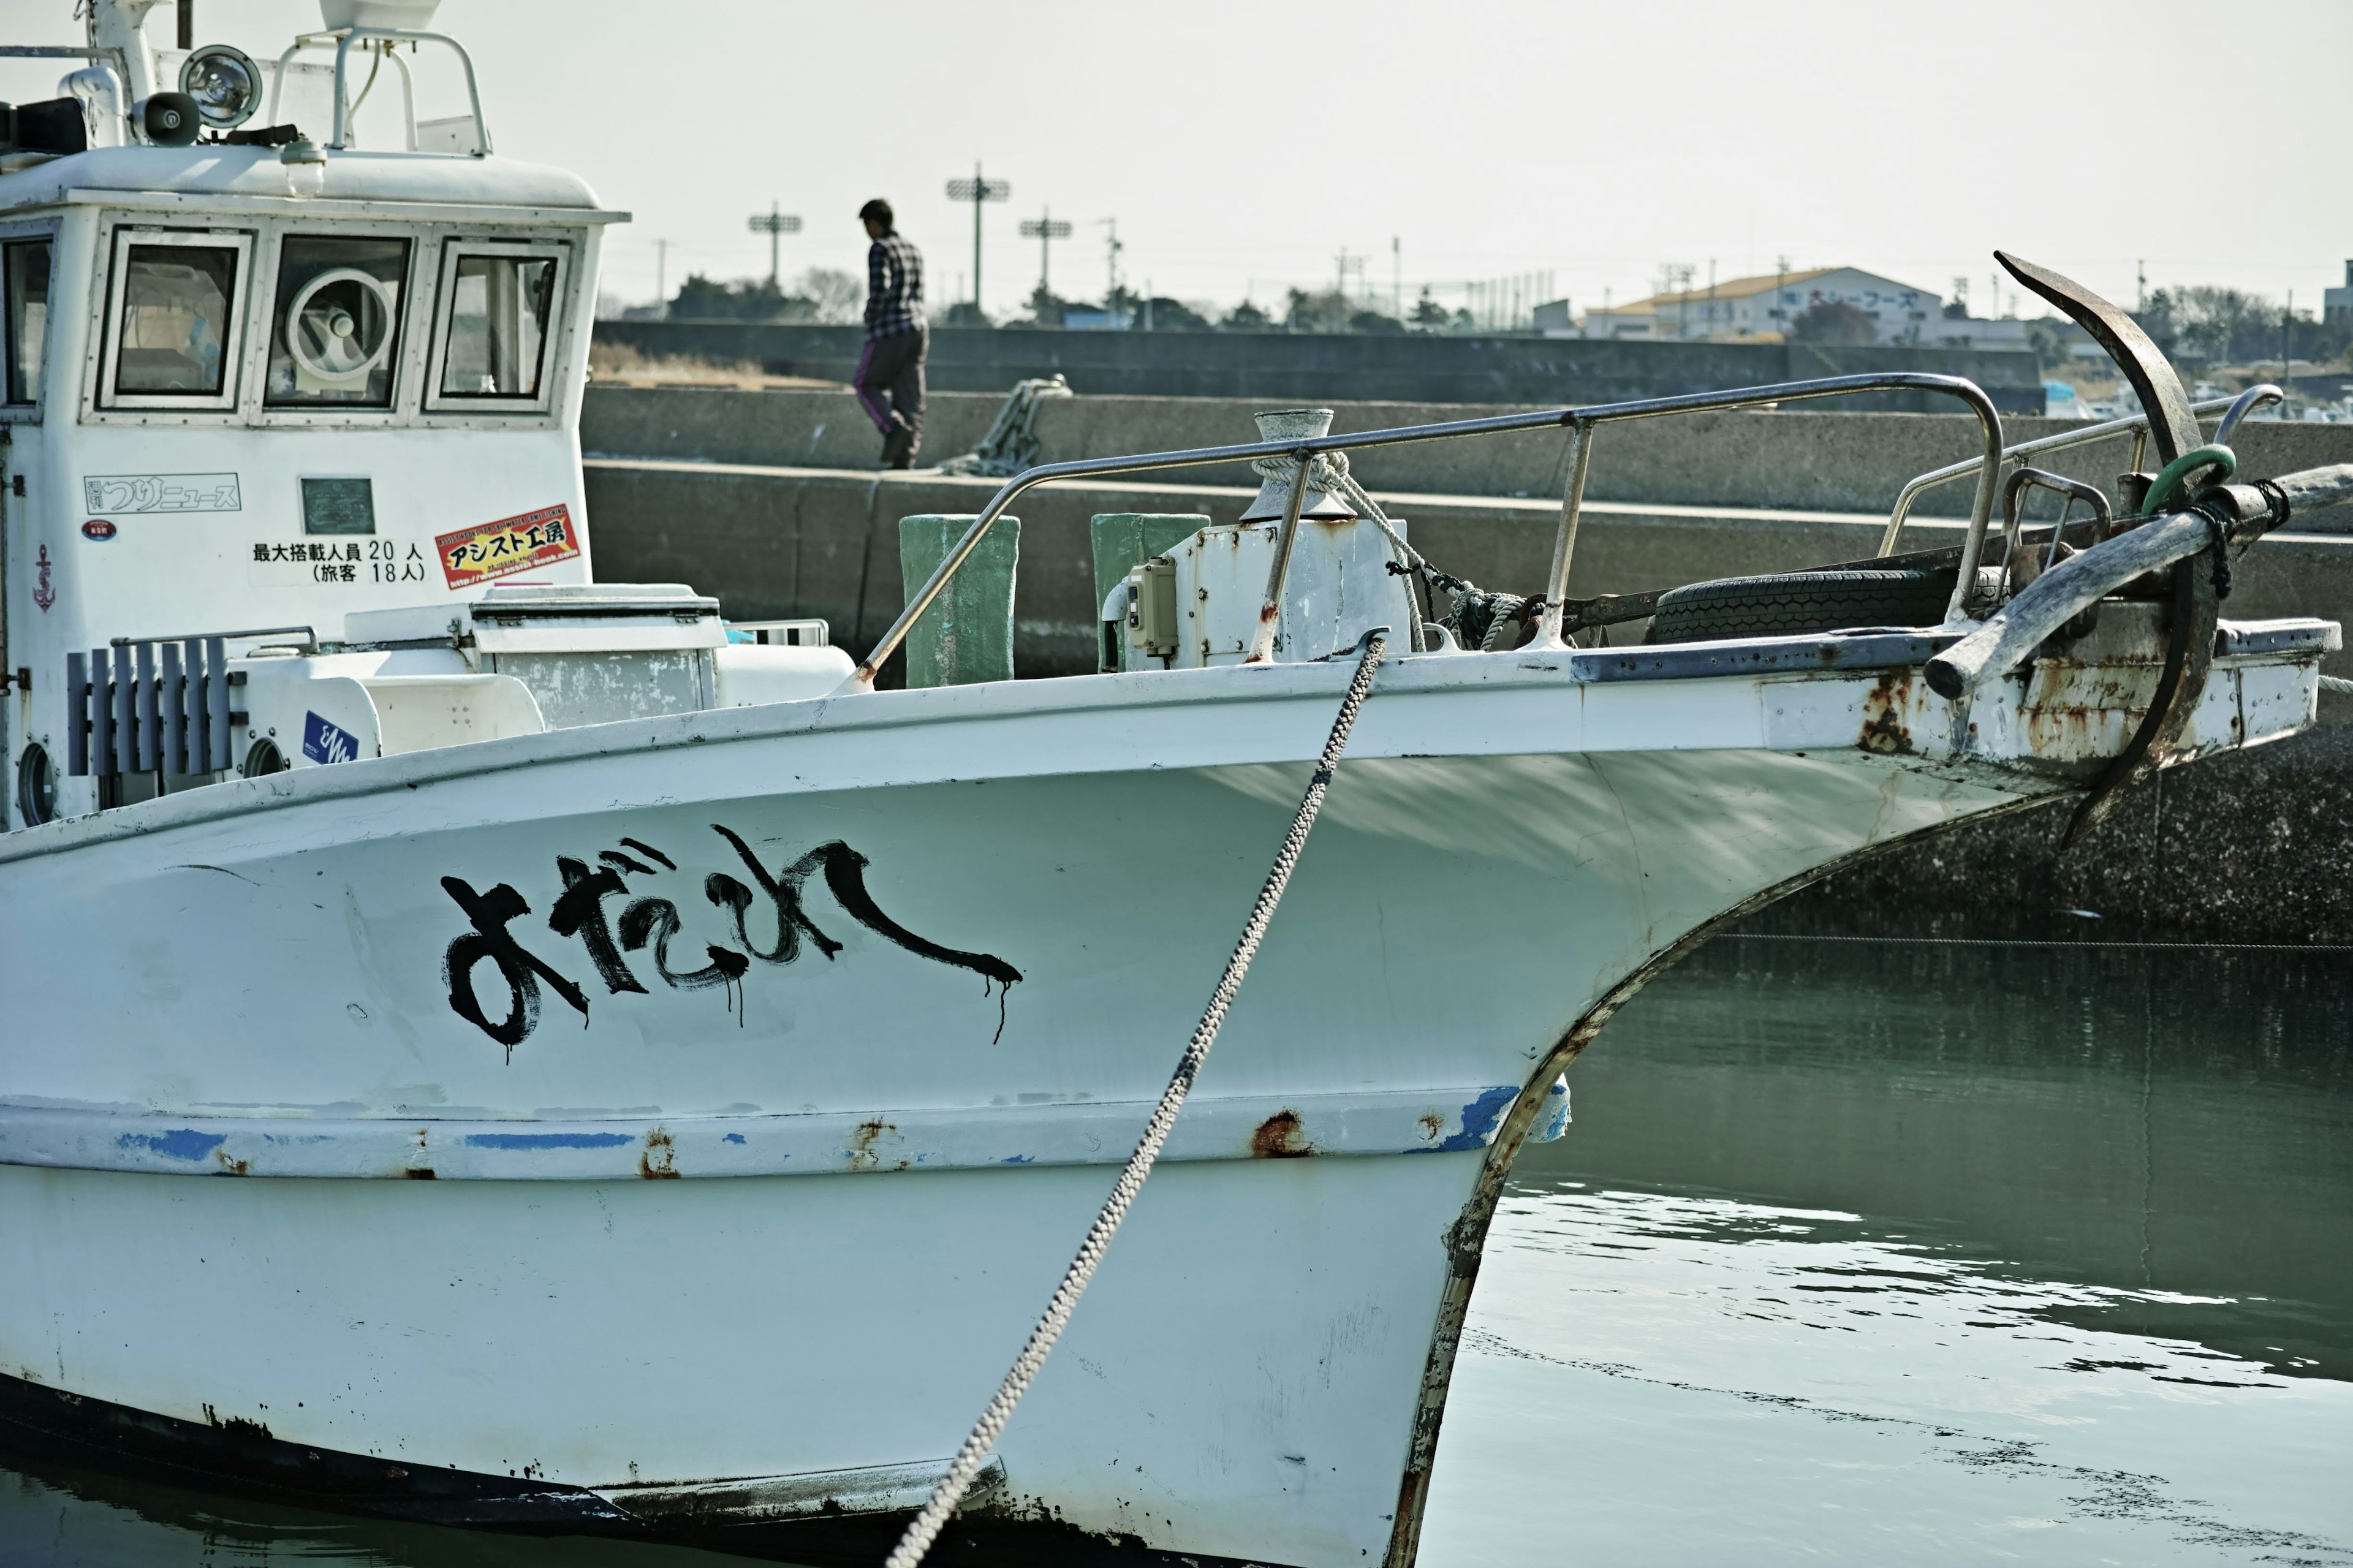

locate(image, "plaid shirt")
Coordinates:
865 232 924 339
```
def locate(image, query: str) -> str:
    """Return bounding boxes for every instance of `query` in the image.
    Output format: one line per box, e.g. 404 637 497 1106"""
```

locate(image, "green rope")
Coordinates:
2142 442 2237 515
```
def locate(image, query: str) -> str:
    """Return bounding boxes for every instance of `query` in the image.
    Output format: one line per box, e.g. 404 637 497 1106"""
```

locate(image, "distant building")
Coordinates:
1533 298 1574 336
2325 262 2353 327
1575 266 2028 349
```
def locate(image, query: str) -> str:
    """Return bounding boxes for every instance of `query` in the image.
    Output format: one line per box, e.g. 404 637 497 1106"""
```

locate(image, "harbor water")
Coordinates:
5 936 2347 1566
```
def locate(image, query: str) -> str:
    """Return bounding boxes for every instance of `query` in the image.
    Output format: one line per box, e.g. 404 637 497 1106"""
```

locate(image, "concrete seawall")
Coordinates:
593 320 2047 412
578 385 2353 941
583 384 2353 520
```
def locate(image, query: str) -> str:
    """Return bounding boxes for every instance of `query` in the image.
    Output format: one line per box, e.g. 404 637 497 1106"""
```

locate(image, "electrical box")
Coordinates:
1125 555 1179 664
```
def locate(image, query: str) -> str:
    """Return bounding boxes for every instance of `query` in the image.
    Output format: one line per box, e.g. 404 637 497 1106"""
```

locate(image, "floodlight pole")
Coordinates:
945 164 1010 317
1020 207 1073 299
746 201 802 291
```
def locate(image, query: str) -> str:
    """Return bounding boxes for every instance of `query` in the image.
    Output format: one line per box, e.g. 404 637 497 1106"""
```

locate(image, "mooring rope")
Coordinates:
883 627 1392 1568
2321 673 2353 696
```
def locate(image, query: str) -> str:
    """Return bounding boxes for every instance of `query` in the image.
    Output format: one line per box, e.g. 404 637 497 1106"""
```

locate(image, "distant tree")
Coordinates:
1942 298 1969 320
670 273 797 322
1222 300 1272 332
1136 297 1214 331
935 301 992 328
1023 284 1077 328
2024 319 2072 370
793 268 863 325
1410 289 1450 331
1348 309 1406 336
1788 300 1877 345
1285 287 1351 333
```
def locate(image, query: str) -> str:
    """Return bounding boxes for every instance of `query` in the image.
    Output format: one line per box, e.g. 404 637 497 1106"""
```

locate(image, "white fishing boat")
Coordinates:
1 4 2346 1566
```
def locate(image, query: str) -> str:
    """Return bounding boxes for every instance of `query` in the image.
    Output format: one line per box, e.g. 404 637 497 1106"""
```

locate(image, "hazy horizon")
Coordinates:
7 0 2347 324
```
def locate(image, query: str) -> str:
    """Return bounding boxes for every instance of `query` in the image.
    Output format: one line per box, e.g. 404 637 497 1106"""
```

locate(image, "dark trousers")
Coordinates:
854 326 926 468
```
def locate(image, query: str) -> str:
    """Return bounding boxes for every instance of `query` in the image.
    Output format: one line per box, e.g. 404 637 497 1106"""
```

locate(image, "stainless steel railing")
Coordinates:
852 372 2006 687
1877 387 2283 556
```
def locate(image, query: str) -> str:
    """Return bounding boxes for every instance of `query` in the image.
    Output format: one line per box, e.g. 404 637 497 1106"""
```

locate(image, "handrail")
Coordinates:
850 372 2004 688
1526 373 2003 644
1877 389 2281 556
331 29 488 153
112 624 317 653
265 28 490 154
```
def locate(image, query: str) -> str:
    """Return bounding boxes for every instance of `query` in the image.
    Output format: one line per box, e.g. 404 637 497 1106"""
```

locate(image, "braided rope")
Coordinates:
2322 673 2353 695
1252 451 1451 584
884 629 1391 1568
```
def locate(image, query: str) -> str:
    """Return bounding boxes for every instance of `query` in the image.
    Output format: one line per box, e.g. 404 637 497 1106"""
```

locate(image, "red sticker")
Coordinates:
81 519 117 541
434 504 581 589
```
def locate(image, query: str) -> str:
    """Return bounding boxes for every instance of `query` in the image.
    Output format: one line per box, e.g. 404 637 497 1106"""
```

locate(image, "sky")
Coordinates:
10 0 2351 322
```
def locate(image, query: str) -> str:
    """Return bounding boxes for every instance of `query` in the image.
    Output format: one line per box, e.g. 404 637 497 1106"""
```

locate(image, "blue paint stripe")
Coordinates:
461 1131 635 1151
116 1129 226 1162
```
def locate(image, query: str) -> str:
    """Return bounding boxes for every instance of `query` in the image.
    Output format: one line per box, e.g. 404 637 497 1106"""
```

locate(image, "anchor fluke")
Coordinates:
1993 251 2201 468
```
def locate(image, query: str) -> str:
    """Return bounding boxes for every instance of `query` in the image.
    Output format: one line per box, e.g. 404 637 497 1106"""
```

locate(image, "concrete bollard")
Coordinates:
1089 513 1208 672
898 514 1021 687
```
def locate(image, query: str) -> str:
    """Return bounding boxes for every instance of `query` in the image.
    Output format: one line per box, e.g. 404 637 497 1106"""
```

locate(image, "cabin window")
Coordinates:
4 239 50 405
425 240 568 413
267 235 409 407
98 228 252 412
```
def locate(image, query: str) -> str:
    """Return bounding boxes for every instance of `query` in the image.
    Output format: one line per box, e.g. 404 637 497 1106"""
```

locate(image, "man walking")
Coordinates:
855 199 926 469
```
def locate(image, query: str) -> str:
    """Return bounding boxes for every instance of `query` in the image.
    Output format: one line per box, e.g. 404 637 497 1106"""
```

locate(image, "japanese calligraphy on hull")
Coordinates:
437 502 582 589
437 825 1022 1058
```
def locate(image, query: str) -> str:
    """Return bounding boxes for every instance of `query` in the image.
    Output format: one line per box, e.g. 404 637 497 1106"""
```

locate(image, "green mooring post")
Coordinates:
898 514 1020 687
1089 513 1208 672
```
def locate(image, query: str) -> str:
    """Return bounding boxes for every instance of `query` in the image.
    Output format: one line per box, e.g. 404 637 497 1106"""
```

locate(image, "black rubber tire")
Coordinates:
1646 568 1958 644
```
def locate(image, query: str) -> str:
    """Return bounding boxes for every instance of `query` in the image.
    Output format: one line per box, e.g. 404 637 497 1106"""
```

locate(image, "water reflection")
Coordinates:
5 938 2348 1564
1423 936 2353 1566
0 1451 745 1567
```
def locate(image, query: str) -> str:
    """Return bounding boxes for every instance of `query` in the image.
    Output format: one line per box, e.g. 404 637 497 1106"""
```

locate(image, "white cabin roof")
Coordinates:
0 145 618 220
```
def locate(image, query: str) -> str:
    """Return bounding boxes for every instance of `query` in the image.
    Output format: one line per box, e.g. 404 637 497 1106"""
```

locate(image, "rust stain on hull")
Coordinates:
846 1118 907 1172
638 1126 680 1180
1250 1110 1316 1158
1857 672 1915 754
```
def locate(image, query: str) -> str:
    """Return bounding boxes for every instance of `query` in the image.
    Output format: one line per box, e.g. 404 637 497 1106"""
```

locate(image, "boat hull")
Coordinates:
0 643 2322 1563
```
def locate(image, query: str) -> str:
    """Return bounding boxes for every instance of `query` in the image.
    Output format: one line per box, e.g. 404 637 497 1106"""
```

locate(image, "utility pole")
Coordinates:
1096 218 1124 319
1706 259 1717 338
654 238 670 316
1018 208 1072 298
1392 237 1402 319
945 164 1010 316
2284 289 2294 399
2137 259 2147 313
745 202 801 292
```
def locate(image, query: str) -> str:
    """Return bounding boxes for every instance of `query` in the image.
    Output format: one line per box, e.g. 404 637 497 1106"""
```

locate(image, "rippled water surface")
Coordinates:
6 938 2348 1565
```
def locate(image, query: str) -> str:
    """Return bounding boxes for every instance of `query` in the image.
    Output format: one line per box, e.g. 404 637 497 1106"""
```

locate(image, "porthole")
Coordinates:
244 737 287 776
15 743 55 827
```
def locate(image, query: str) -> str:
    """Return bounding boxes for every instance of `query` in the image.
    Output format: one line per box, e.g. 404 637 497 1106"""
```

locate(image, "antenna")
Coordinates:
1018 208 1073 297
745 202 801 292
945 164 1011 315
